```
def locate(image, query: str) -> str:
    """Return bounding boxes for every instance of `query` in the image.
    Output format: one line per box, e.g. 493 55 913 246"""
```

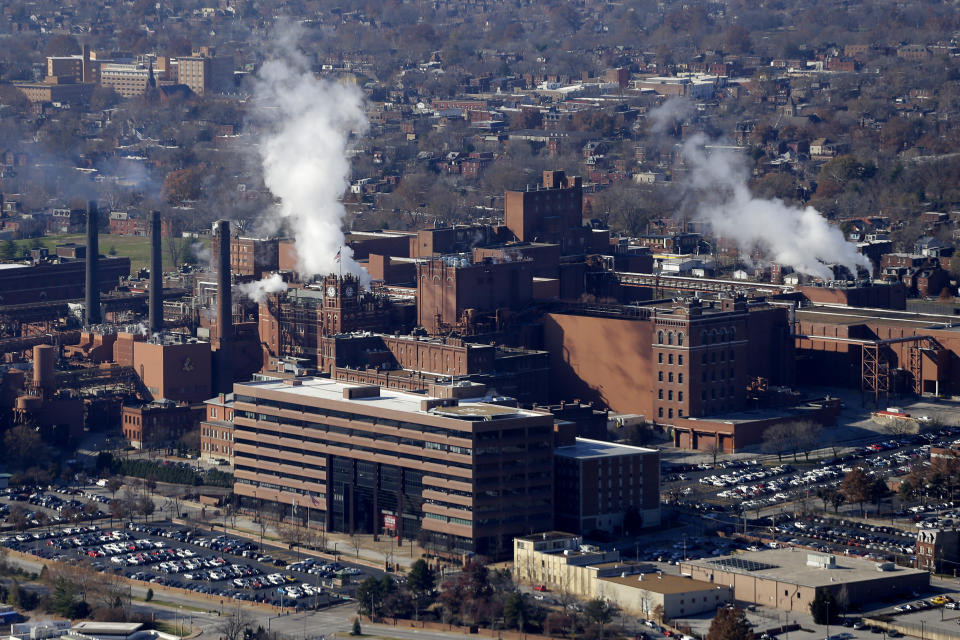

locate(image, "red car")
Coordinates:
533 584 548 592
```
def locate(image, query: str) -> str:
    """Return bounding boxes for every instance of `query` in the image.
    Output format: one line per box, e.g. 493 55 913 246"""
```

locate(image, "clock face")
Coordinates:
326 286 337 298
344 286 355 297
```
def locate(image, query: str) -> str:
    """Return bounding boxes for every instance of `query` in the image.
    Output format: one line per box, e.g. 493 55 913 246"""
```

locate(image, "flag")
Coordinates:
309 492 320 507
334 247 341 263
292 496 297 516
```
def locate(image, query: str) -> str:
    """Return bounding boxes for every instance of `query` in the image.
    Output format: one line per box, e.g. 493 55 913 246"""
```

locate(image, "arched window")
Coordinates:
658 331 664 344
729 327 736 340
667 331 674 345
677 332 685 346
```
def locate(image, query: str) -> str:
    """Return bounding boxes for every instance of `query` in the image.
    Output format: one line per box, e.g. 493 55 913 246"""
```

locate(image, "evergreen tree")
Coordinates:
707 606 755 640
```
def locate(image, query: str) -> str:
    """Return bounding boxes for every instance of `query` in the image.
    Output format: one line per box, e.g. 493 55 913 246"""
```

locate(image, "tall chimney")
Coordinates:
84 200 100 325
149 211 163 334
213 219 233 393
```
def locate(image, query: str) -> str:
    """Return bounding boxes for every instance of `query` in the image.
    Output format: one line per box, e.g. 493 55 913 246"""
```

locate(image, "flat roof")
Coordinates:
236 377 545 421
71 622 144 635
600 573 721 595
516 531 579 542
555 437 657 459
682 548 927 588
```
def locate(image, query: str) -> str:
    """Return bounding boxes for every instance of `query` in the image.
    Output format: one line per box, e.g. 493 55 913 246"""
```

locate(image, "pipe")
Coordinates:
84 200 100 325
149 211 163 334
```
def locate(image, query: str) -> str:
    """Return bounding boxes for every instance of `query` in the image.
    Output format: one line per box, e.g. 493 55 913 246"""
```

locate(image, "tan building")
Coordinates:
514 532 621 597
680 549 928 612
231 377 555 560
99 63 151 97
513 532 730 618
597 573 732 620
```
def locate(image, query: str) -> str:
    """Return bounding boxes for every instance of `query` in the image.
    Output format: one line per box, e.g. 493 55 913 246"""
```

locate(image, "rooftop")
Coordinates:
236 377 545 421
682 548 927 587
70 622 144 635
600 573 722 595
555 437 657 459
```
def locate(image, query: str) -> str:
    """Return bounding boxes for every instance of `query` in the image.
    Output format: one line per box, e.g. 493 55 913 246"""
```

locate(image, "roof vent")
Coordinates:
344 385 380 399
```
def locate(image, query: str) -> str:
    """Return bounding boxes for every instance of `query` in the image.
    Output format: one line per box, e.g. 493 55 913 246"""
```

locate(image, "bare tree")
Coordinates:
795 421 823 462
349 532 363 559
216 605 252 640
705 441 722 468
762 424 790 462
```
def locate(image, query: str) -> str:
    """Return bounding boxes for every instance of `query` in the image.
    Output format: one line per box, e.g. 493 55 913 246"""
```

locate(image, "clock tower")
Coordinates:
319 274 361 335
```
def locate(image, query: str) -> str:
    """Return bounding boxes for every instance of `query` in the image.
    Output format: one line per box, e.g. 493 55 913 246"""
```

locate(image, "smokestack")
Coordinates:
85 200 100 325
214 219 233 394
149 211 163 334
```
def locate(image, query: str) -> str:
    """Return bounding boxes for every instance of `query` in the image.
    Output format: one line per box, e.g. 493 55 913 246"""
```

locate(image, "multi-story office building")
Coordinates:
99 63 152 97
231 377 554 559
554 438 660 535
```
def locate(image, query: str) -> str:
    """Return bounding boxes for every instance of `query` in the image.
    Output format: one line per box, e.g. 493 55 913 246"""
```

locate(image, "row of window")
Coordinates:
656 327 738 345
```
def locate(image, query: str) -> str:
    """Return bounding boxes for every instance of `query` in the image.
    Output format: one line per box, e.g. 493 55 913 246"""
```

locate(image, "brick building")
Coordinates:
200 393 235 463
0 256 130 306
416 257 534 334
231 377 555 560
554 438 660 535
121 400 203 450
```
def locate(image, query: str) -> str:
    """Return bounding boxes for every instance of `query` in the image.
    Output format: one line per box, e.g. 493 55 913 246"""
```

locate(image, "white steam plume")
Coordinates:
238 273 288 304
648 97 695 134
682 134 871 281
252 22 370 286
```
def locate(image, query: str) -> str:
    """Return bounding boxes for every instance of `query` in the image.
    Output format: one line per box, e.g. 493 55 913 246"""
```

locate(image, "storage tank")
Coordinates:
32 344 55 390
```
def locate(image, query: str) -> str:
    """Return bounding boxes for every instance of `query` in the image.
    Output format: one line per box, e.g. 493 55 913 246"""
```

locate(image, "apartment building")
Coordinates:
230 377 555 560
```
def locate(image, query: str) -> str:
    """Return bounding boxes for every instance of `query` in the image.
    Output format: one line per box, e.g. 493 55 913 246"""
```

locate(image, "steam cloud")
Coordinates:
647 97 695 134
238 272 288 304
251 22 370 286
682 134 871 281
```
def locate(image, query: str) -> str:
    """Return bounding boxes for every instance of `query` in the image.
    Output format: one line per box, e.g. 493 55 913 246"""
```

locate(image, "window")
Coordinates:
668 372 674 382
668 331 674 345
658 331 664 344
668 390 673 400
658 371 663 382
668 354 674 365
678 409 684 417
678 373 684 383
730 350 735 361
668 408 673 418
678 332 684 346
658 389 663 400
678 355 683 365
678 391 684 401
658 353 663 364
658 408 663 418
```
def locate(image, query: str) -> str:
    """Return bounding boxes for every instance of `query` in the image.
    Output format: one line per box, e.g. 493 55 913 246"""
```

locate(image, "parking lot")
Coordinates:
0 520 380 610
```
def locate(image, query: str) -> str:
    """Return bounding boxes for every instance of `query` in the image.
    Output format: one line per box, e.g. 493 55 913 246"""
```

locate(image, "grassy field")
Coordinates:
7 234 210 273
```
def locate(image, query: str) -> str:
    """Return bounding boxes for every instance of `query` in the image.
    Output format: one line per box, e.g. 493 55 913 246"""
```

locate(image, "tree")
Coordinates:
705 441 722 468
810 589 836 624
0 240 16 261
840 466 873 516
9 505 28 531
356 576 388 619
706 606 755 640
830 491 846 514
217 605 251 640
4 425 49 470
503 592 529 631
762 423 790 462
106 477 123 501
583 598 615 638
406 559 435 620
